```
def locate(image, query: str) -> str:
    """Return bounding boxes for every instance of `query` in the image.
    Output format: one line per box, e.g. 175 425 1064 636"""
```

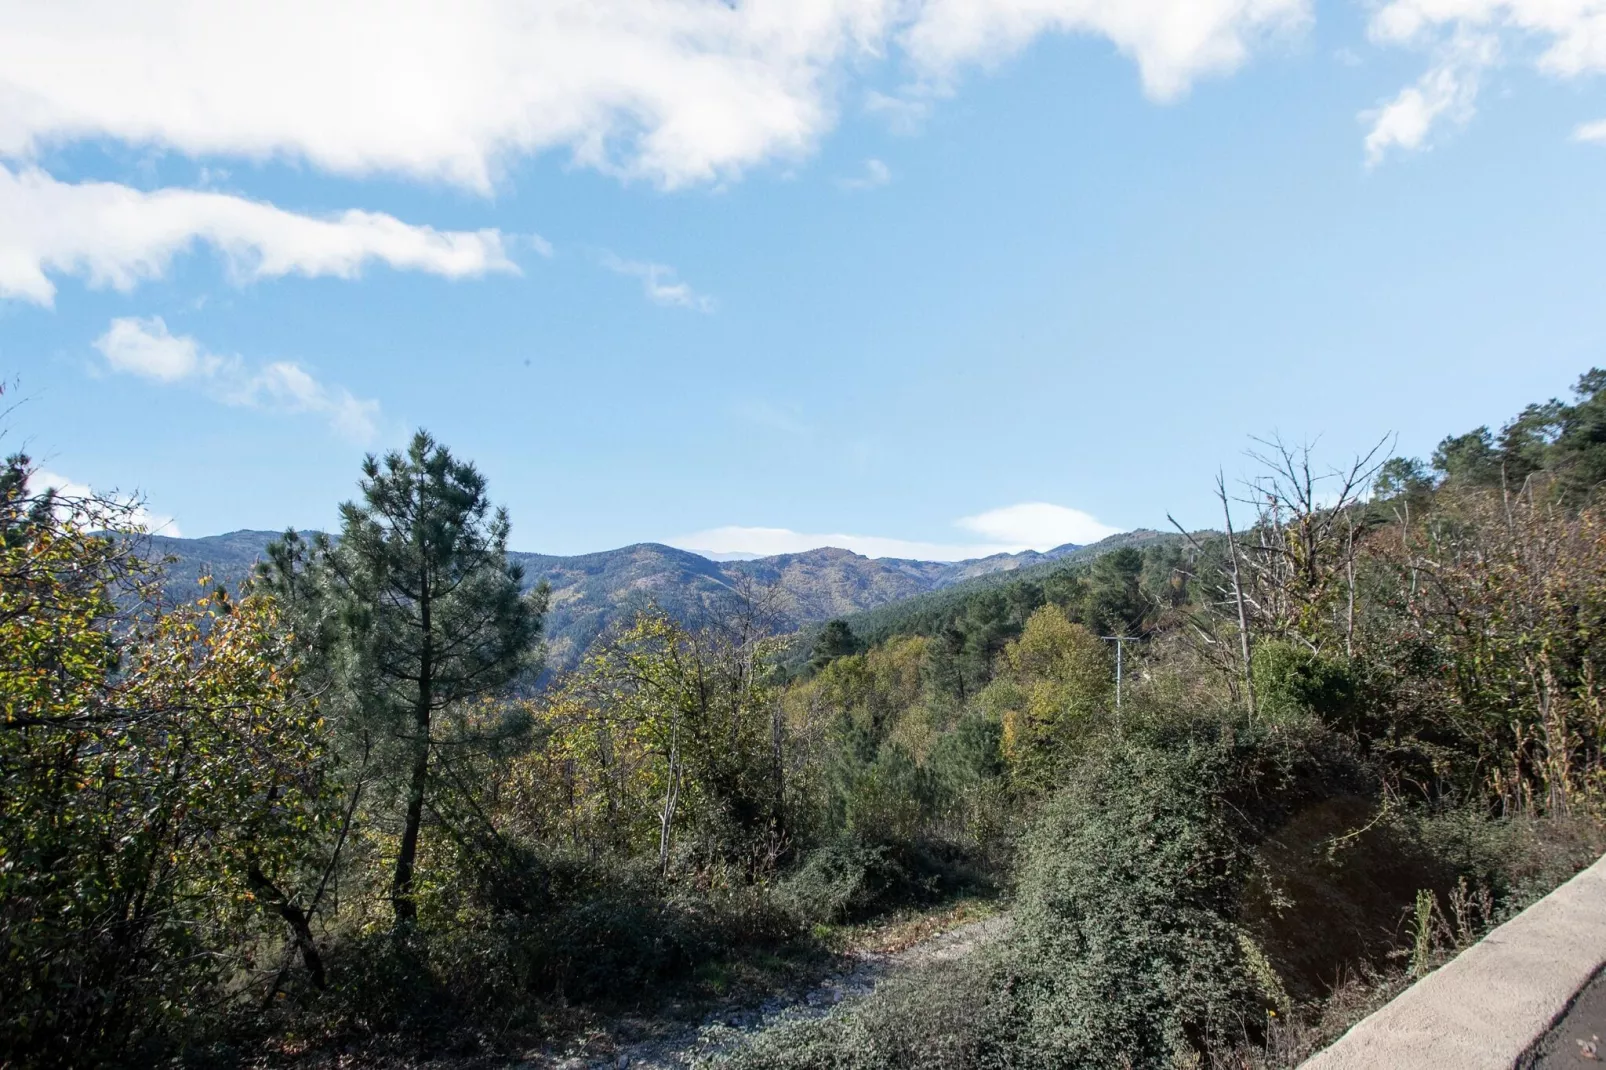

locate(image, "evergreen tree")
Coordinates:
1083 546 1147 636
267 431 547 927
1432 427 1503 487
809 618 862 672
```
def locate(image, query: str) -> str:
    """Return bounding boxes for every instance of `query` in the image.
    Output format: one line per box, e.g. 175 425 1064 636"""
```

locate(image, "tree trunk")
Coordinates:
392 579 432 927
391 715 430 926
1219 474 1256 720
249 864 327 989
658 716 681 875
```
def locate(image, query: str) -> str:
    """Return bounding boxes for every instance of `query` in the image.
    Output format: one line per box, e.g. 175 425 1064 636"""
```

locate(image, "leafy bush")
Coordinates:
991 723 1299 1066
0 471 337 1068
773 837 991 926
1252 639 1359 727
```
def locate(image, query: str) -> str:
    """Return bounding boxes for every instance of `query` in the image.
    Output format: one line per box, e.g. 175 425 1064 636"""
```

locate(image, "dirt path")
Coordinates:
527 915 1009 1069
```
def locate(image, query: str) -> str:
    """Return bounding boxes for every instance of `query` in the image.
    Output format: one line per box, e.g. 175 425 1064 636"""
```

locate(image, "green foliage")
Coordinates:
990 720 1350 1067
1374 456 1433 500
1082 546 1147 636
20 367 1606 1069
258 430 548 926
773 840 912 925
1432 427 1503 487
0 456 335 1066
810 619 863 672
983 606 1111 789
532 606 787 867
1251 639 1358 727
1432 368 1606 499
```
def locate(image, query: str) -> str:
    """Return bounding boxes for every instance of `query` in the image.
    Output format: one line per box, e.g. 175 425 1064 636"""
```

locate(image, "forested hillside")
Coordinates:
9 372 1606 1068
151 531 1093 670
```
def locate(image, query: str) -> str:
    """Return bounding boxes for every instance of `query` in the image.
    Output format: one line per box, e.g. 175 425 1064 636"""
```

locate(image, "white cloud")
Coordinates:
903 0 1308 102
671 501 1121 561
600 253 715 311
957 501 1122 547
93 313 216 381
1362 32 1494 165
864 90 934 134
93 316 381 441
837 157 892 190
1576 118 1606 142
1367 0 1606 159
0 164 517 306
0 1 1306 192
34 469 181 534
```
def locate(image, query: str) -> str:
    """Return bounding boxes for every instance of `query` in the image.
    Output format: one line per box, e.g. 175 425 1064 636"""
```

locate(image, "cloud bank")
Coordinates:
0 165 516 306
0 1 1306 191
672 501 1120 561
93 317 381 441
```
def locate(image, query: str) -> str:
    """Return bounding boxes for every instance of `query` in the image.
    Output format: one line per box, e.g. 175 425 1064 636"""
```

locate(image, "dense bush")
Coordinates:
773 836 993 926
988 718 1366 1067
0 464 336 1068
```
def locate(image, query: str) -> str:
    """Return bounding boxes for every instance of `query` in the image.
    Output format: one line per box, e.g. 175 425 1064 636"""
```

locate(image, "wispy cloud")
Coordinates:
0 165 518 307
865 90 934 135
1366 0 1606 161
670 501 1120 562
1362 31 1495 166
837 158 892 191
1575 119 1606 144
600 253 714 312
93 317 381 441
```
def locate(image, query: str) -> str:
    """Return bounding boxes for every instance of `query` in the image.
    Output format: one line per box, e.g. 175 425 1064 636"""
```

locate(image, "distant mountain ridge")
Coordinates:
145 531 1100 670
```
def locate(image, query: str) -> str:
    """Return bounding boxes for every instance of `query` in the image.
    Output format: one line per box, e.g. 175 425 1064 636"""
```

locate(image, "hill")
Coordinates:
145 530 1102 670
837 528 1189 645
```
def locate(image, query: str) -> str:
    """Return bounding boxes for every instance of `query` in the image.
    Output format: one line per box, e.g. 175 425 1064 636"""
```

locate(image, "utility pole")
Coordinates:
1101 635 1138 715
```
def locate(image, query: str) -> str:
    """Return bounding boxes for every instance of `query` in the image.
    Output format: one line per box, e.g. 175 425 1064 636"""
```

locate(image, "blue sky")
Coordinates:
6 0 1606 559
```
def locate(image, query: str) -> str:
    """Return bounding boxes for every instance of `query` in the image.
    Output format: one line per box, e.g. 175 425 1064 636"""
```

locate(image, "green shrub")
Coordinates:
719 714 1380 1070
773 837 991 926
1252 640 1359 727
994 734 1265 1065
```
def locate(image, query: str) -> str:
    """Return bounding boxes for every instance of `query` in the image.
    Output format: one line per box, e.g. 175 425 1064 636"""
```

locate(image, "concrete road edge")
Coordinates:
1300 851 1606 1070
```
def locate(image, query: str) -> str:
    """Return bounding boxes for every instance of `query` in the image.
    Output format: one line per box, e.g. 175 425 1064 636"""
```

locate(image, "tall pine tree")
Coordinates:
265 431 546 926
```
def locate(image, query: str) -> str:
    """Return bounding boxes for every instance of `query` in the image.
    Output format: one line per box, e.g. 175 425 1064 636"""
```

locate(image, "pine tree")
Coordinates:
267 430 547 927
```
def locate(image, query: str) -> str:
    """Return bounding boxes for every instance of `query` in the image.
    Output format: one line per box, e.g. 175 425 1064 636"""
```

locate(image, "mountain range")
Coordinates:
145 530 1156 669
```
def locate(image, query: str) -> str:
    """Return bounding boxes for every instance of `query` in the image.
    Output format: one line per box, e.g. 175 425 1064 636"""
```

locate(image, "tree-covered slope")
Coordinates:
838 529 1191 645
147 531 1095 670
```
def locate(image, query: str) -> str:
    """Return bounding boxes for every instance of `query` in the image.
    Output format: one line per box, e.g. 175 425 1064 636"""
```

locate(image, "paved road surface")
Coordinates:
1532 969 1606 1068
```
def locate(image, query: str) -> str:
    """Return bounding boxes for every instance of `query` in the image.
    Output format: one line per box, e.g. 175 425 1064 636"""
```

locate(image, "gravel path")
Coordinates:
529 915 1009 1070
